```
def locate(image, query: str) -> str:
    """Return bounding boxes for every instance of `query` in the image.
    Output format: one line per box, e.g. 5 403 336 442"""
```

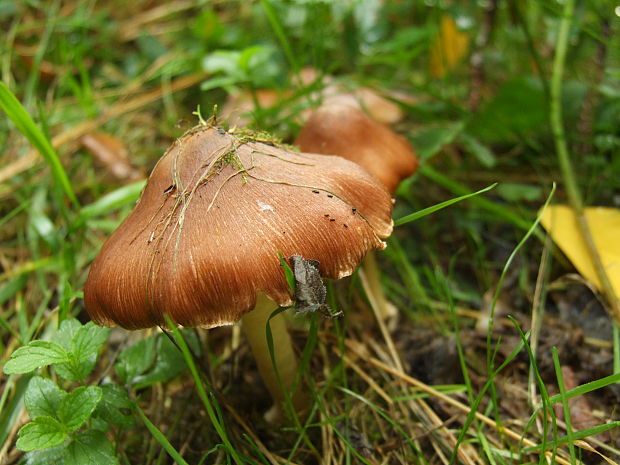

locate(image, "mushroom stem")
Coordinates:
362 250 397 320
241 294 306 421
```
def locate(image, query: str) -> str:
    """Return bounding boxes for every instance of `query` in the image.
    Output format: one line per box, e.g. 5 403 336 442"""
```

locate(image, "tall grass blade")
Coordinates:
552 347 577 463
163 315 243 465
395 183 497 226
134 403 191 465
0 82 79 208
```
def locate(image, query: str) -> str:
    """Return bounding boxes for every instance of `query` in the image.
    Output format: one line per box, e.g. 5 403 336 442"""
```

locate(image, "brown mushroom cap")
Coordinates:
294 103 418 193
84 125 393 330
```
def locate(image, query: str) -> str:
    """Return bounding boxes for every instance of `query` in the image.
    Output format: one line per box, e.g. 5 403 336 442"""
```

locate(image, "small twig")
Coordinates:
549 0 620 324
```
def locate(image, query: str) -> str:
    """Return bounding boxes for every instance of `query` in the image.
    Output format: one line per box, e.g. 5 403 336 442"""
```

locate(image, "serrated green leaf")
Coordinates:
24 377 67 419
16 417 67 452
64 430 119 465
58 387 102 432
55 319 82 351
3 341 70 375
71 323 110 361
54 354 97 382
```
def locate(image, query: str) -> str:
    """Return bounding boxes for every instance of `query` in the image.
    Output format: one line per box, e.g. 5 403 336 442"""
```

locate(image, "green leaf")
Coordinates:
28 204 60 253
0 82 78 208
55 319 82 351
54 354 97 382
64 430 119 465
94 384 134 427
71 323 110 361
278 252 296 294
58 386 102 432
467 76 547 143
3 341 70 375
78 180 145 223
23 444 66 465
459 133 496 168
16 417 67 452
115 336 157 385
409 121 464 161
132 333 196 389
24 376 67 419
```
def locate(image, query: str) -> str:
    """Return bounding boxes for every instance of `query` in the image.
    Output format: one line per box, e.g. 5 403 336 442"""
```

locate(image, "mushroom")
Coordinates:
84 123 393 419
295 102 418 320
221 67 406 127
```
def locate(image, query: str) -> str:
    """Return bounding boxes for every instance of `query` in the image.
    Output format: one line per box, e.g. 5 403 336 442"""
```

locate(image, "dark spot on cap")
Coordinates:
352 208 357 214
312 190 320 194
324 214 330 217
329 218 336 222
343 224 348 228
327 194 334 198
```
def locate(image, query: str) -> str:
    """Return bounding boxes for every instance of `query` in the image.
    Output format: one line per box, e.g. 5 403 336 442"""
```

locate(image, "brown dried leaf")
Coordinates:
81 132 143 181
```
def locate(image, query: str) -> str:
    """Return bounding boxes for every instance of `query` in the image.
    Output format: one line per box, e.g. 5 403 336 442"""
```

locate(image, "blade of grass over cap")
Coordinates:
0 82 79 209
395 183 496 226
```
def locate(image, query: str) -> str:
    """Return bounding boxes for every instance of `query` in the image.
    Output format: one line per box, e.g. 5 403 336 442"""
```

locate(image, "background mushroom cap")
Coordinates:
84 125 393 329
294 103 418 193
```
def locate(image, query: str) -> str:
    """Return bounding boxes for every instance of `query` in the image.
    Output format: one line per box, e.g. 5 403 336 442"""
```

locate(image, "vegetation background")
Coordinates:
0 0 619 464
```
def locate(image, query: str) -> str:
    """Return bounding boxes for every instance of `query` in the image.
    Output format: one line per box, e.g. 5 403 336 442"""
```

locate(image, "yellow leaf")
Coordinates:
429 15 470 78
540 205 620 295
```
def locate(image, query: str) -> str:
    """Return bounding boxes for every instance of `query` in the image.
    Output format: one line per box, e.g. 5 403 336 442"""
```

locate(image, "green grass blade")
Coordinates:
163 315 244 465
508 316 554 464
78 181 145 221
419 164 541 237
552 347 577 463
0 82 79 208
134 403 191 465
260 0 298 73
521 422 620 454
546 372 620 405
395 183 496 226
